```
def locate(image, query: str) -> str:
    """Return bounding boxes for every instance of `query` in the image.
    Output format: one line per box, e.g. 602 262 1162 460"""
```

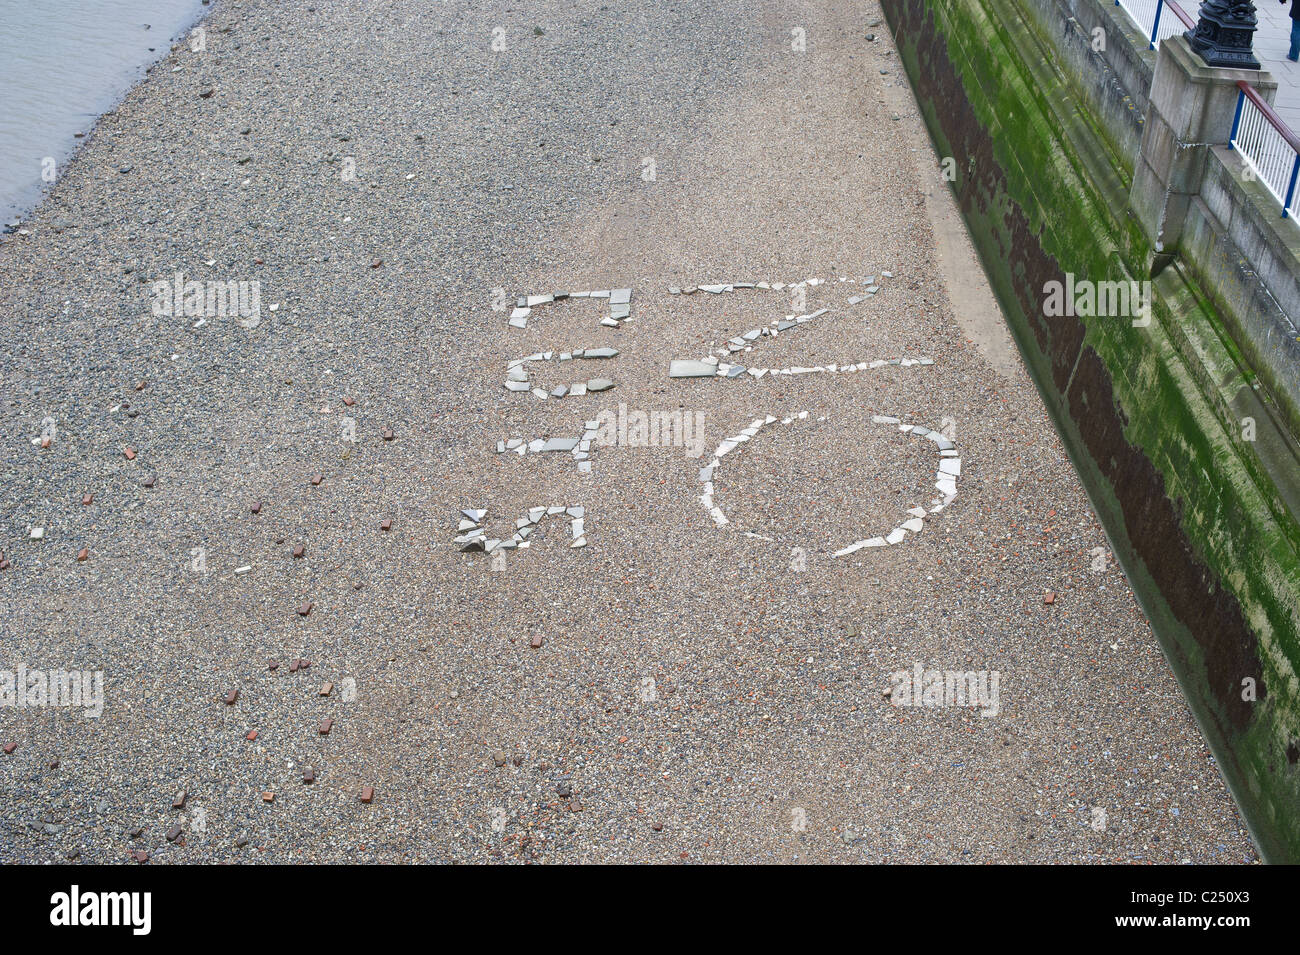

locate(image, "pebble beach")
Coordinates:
0 0 1259 863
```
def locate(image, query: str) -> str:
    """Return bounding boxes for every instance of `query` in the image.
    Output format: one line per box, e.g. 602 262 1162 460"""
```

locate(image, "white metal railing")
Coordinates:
1114 2 1299 218
1114 0 1196 50
1231 82 1300 218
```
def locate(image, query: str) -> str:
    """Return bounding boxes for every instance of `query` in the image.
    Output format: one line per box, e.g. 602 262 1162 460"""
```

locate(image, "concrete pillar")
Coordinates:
1131 35 1276 258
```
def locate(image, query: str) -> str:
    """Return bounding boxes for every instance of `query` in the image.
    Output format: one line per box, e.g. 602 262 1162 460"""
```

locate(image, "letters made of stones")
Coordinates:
461 274 957 556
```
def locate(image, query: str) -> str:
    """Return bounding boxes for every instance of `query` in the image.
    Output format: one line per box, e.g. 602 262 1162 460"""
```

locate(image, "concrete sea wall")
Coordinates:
882 0 1300 861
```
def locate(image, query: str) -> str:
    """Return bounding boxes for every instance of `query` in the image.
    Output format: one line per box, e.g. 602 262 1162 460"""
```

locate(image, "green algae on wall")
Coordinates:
882 0 1300 861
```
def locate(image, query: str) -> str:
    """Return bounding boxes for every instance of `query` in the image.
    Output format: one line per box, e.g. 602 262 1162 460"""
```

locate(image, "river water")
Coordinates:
0 0 206 225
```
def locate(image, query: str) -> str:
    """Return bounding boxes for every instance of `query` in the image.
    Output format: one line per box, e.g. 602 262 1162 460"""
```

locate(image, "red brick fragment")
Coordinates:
1044 592 1056 605
246 730 258 741
262 792 275 803
318 719 333 735
2 743 16 755
381 428 394 441
173 791 187 809
82 494 93 506
292 544 304 558
380 519 392 532
530 635 543 649
359 786 375 803
310 473 323 486
250 502 262 514
76 548 88 562
303 768 315 784
298 602 313 617
142 475 156 488
342 396 355 407
166 825 182 842
224 689 239 705
133 850 149 863
123 447 136 460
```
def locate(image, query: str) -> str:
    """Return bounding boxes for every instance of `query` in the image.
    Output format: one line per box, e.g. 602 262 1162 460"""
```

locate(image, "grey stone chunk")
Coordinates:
541 437 580 452
551 386 568 398
504 380 530 392
609 303 630 320
461 509 487 523
583 347 619 359
609 288 631 304
726 364 746 377
587 378 615 392
670 360 719 378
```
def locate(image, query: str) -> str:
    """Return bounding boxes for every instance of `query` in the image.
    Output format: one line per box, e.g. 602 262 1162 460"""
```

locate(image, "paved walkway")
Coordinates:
1254 0 1300 131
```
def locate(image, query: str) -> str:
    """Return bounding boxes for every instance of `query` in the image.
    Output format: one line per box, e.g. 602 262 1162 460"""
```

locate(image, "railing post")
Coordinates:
1151 0 1164 49
1230 87 1245 149
1283 154 1300 219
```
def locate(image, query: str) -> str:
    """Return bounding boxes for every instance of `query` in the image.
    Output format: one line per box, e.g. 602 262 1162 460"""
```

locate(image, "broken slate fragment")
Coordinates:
669 360 718 378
